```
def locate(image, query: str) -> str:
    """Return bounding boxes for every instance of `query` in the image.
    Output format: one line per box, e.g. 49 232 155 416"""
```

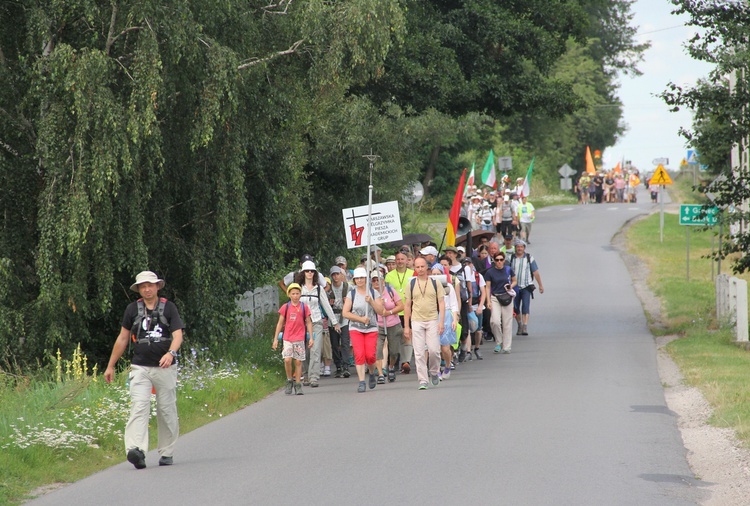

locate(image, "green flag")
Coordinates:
481 149 496 188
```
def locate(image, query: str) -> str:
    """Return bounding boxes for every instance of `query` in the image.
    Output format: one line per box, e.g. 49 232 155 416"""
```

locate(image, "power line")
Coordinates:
636 24 687 36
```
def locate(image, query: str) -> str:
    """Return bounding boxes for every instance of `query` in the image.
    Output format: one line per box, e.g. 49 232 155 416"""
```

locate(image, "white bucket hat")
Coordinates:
130 271 165 292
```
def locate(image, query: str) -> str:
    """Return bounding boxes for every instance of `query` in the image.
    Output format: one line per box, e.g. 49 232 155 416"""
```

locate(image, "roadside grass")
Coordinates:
626 204 750 447
664 168 702 202
0 315 284 505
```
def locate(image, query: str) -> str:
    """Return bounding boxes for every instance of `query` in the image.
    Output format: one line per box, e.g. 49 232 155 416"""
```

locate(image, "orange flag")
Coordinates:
446 168 468 247
585 146 596 175
613 161 621 174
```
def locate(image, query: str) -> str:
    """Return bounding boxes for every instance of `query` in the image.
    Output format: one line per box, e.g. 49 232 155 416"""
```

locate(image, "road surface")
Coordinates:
28 191 708 506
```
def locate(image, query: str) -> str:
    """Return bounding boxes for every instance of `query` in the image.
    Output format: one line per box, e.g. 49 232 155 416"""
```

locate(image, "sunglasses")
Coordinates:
494 257 505 262
304 270 315 273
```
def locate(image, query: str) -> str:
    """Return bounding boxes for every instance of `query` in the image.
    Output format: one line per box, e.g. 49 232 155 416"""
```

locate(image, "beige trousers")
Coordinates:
411 319 440 384
125 365 179 457
490 295 515 351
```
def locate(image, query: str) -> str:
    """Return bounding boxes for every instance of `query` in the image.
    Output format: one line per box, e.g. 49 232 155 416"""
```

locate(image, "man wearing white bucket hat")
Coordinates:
104 270 184 470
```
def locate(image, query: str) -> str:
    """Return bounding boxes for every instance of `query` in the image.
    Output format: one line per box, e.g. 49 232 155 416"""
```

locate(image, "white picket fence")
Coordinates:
236 285 279 336
715 274 749 342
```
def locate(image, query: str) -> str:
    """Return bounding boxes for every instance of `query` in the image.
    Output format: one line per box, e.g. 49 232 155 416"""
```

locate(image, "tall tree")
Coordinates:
660 0 750 273
360 0 589 118
0 0 643 366
0 0 408 363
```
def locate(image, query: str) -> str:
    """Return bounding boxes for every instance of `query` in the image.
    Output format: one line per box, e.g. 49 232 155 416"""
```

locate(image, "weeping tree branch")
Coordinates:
105 1 142 56
237 39 304 70
105 2 118 55
261 0 293 15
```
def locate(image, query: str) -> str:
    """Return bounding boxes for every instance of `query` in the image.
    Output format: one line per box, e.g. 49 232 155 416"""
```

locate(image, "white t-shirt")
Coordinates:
442 283 459 313
449 263 473 302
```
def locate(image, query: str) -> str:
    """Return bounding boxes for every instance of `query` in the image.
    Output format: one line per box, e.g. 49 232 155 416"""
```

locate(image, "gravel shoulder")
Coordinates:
614 213 750 506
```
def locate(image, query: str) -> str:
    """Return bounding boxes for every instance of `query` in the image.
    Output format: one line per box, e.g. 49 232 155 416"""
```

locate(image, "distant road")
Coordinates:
28 189 708 506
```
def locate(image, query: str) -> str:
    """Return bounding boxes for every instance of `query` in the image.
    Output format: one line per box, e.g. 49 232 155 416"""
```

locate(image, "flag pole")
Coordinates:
438 228 447 253
363 151 380 293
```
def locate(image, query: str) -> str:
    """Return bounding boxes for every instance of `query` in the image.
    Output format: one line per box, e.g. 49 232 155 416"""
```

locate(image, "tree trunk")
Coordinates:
423 144 440 198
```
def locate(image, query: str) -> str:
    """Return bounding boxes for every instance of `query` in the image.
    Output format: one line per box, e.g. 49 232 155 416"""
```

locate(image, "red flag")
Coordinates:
446 168 468 247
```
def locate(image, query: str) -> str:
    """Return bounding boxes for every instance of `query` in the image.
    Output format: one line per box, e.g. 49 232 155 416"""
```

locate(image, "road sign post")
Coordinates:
649 165 673 242
497 157 512 172
558 163 576 191
687 149 700 185
679 204 719 281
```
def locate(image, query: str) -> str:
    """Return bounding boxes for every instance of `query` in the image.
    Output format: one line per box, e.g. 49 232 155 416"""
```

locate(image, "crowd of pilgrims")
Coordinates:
274 180 544 394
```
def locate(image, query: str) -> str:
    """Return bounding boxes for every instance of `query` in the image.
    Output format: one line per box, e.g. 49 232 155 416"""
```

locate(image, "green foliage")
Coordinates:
660 0 750 273
0 0 646 367
0 315 283 504
582 0 649 76
360 0 589 117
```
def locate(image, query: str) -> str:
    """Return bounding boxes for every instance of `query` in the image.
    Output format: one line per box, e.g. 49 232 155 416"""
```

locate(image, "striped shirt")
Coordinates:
509 253 538 289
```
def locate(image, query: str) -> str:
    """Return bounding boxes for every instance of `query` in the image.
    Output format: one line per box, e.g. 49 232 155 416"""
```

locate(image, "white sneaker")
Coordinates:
322 366 331 377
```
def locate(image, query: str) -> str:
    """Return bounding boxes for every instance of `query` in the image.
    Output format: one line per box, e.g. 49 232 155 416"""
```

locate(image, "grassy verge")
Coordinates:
0 315 284 505
626 182 750 446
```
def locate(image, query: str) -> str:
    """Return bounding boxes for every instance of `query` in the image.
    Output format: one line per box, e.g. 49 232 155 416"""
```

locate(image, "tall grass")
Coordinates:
626 209 750 446
0 314 283 504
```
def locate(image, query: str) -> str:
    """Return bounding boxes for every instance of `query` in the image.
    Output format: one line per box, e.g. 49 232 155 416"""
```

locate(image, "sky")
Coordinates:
603 0 715 172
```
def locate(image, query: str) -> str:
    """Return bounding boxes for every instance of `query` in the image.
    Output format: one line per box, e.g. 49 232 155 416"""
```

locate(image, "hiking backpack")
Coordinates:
131 297 170 344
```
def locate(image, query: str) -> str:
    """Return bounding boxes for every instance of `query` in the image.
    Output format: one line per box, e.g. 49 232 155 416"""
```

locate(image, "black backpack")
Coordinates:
131 297 170 344
454 268 470 302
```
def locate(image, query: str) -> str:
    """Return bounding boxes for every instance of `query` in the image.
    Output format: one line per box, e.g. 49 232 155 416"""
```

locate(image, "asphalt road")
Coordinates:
28 189 708 506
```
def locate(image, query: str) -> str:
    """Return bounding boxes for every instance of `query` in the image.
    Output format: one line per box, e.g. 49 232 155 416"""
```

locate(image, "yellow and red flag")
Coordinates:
446 168 468 247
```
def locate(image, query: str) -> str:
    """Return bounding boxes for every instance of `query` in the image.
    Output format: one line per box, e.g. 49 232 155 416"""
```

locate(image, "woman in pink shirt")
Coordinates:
372 272 404 383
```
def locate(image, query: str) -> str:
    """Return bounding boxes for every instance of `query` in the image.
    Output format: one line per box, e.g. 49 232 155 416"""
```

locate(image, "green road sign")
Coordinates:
679 204 718 226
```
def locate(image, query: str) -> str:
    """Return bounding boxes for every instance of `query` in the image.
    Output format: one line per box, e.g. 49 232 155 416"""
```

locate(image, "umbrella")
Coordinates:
456 230 495 248
387 233 434 248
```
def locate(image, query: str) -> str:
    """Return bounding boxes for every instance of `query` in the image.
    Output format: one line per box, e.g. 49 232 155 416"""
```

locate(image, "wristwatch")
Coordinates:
169 350 178 358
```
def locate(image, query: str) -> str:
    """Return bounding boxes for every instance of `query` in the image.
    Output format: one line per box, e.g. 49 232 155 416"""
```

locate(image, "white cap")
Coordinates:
457 246 465 253
352 267 368 279
419 246 439 257
301 260 316 271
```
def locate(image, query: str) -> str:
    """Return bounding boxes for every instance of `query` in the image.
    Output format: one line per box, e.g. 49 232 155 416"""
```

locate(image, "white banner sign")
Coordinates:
342 201 403 249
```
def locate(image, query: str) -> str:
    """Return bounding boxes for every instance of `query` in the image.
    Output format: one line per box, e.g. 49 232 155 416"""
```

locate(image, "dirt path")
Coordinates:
614 215 750 506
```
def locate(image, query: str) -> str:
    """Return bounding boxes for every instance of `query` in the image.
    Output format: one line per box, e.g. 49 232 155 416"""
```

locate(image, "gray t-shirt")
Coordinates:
346 288 380 333
330 282 349 326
